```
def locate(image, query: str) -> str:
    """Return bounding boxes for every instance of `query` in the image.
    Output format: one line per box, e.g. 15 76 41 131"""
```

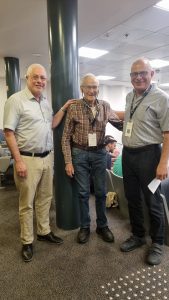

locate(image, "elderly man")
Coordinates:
120 58 169 265
62 73 123 244
3 64 74 262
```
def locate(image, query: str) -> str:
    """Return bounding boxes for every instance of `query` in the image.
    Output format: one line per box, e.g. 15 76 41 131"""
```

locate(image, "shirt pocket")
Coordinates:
136 104 157 122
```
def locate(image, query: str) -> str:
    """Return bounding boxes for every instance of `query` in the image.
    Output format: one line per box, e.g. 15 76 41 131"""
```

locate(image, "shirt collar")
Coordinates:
24 87 45 102
133 84 153 99
82 97 100 111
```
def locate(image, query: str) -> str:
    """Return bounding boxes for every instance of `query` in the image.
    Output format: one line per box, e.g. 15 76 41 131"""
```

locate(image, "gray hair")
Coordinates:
131 57 153 71
80 73 99 86
25 64 47 78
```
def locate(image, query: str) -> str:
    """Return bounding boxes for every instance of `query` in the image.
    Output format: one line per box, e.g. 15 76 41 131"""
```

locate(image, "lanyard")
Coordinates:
82 98 100 128
130 85 152 120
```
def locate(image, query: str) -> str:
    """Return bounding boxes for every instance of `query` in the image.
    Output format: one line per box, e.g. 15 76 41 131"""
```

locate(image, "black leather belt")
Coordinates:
72 143 104 151
123 144 161 153
20 150 51 158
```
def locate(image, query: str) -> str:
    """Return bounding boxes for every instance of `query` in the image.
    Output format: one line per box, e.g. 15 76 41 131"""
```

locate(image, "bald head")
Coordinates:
130 57 154 96
131 58 153 73
80 73 99 87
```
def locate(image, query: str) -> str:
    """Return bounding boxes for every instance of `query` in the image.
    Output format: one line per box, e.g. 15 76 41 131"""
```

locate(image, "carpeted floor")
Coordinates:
0 185 169 300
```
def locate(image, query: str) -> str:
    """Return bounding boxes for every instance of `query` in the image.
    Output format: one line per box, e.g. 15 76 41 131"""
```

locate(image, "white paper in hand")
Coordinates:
148 178 161 194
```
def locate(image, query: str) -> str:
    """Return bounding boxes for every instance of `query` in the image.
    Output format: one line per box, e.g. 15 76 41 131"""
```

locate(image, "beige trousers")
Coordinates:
14 153 53 244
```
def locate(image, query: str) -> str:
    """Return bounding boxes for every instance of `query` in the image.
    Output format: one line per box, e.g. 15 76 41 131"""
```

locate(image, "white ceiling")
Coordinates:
1 0 169 87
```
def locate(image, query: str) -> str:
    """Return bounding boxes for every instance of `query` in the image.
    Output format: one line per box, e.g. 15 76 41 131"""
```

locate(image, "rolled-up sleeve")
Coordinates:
62 107 75 164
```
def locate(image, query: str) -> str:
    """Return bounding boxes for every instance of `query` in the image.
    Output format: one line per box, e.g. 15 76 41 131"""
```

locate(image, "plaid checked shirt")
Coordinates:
62 98 120 163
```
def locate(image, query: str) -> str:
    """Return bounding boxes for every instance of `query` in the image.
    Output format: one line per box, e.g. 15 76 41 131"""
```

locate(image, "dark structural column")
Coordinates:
47 0 80 229
4 57 21 98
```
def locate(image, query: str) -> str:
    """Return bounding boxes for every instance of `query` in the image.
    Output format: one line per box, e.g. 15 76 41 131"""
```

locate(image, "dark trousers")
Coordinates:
122 145 165 244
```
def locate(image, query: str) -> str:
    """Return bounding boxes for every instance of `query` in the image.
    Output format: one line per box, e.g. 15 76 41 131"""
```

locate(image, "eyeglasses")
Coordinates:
30 75 47 82
130 71 148 78
82 85 99 90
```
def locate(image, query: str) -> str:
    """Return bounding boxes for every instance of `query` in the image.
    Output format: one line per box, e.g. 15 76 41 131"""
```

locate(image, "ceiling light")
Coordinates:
96 75 115 80
150 59 169 68
32 53 41 57
79 47 108 59
159 83 169 87
154 0 169 11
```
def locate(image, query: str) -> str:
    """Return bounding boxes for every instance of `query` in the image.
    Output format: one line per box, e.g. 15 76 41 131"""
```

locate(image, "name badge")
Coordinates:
125 121 133 137
88 133 97 146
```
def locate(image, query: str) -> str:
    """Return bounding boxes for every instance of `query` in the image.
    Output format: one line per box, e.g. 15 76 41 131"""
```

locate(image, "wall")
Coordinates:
0 78 7 129
99 84 130 143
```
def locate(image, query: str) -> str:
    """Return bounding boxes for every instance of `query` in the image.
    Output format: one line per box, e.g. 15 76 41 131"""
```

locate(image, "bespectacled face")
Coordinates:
26 67 47 99
80 76 99 103
130 61 154 96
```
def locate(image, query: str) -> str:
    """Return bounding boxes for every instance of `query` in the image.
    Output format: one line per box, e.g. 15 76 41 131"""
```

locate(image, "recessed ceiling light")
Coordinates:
154 0 169 11
79 47 108 59
96 75 115 80
32 53 41 57
159 83 169 87
150 59 169 68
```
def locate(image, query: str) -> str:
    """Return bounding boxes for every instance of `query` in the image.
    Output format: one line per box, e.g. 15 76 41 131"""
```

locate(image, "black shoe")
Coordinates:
147 243 163 266
22 244 33 262
120 235 146 252
96 226 114 243
37 232 63 244
77 228 90 244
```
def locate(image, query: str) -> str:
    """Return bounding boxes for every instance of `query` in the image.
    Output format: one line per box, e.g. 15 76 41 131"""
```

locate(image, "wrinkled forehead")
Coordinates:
82 76 99 86
30 67 46 77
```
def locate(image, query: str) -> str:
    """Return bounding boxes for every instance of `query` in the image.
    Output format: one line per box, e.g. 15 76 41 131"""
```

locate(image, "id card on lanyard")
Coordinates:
124 85 152 138
125 121 133 137
88 133 97 146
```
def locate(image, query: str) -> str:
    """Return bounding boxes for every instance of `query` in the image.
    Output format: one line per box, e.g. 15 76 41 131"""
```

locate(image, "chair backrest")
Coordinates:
106 169 115 192
0 156 11 173
161 178 169 201
110 171 129 219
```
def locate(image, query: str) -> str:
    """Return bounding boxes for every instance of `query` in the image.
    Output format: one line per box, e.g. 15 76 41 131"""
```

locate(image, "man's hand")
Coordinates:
62 99 76 111
65 163 74 178
15 160 27 178
156 162 168 180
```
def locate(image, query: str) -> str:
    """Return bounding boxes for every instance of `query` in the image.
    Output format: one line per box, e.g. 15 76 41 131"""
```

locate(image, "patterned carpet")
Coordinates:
0 186 169 300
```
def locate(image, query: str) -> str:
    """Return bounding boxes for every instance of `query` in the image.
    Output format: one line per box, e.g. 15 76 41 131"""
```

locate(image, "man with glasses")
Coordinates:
120 58 169 265
62 73 123 244
3 64 74 262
